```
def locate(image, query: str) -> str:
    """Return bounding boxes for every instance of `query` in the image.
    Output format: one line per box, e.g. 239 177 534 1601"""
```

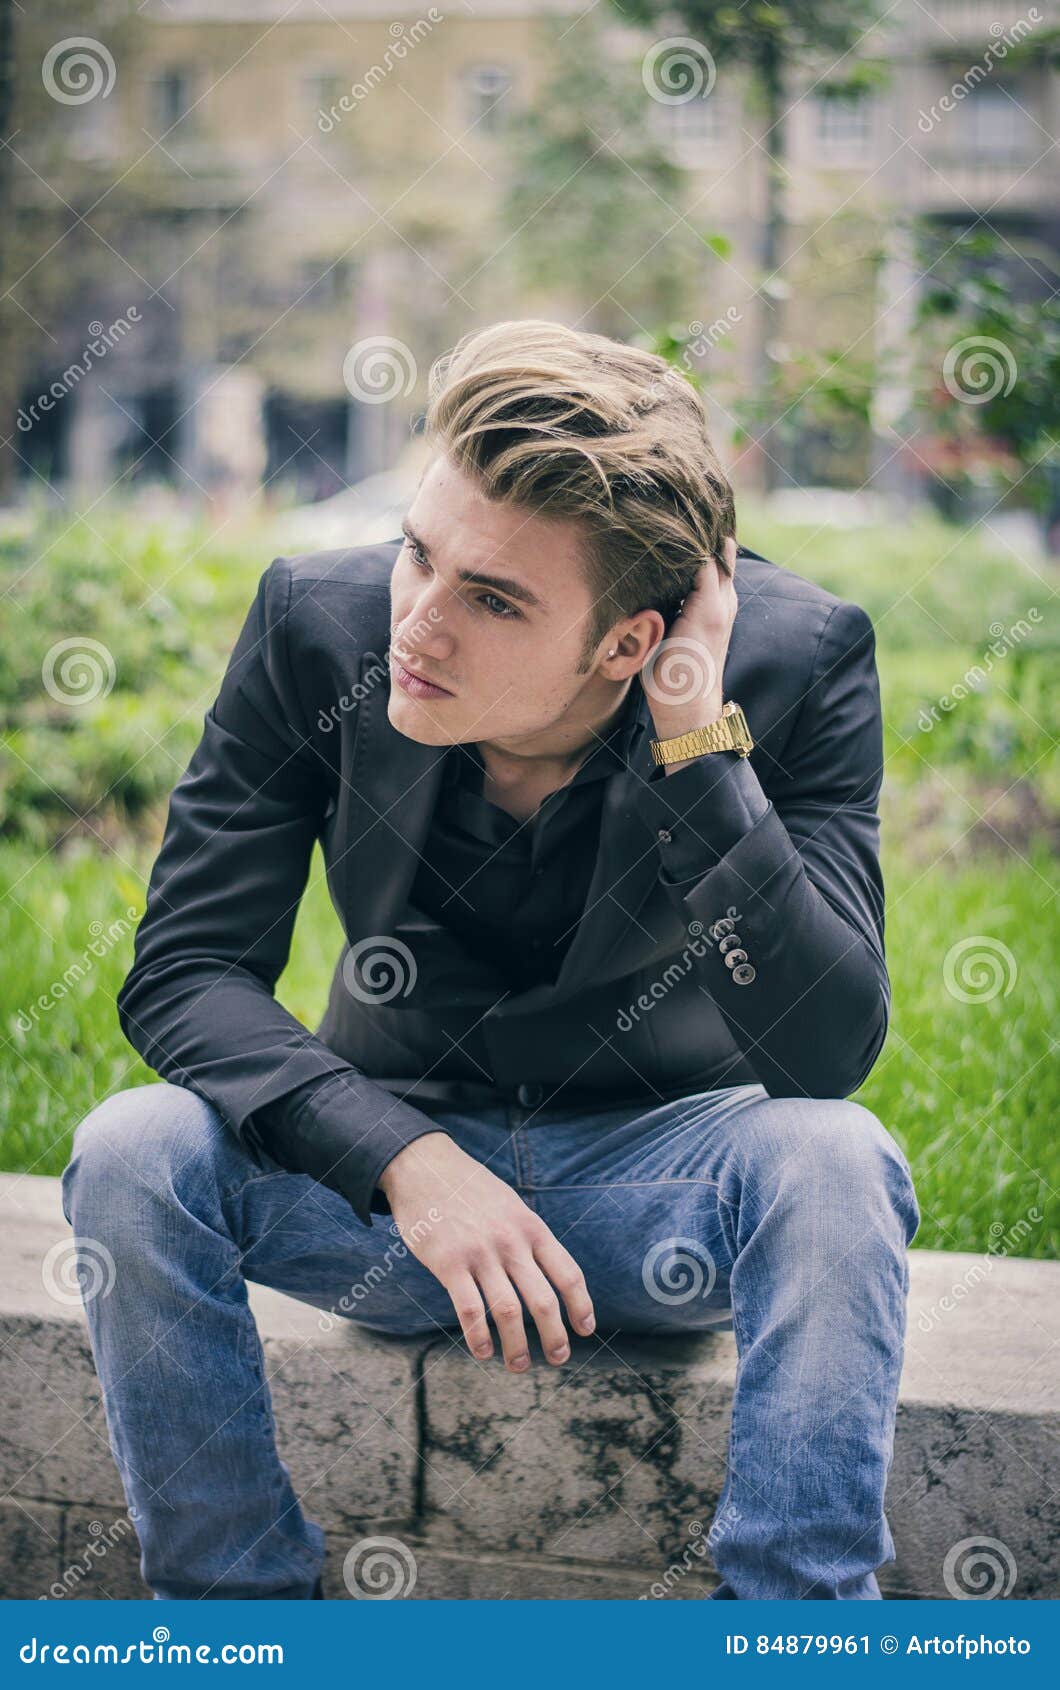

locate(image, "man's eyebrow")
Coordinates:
401 520 544 610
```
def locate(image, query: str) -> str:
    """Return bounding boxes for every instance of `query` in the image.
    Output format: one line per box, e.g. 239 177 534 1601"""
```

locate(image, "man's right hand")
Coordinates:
378 1131 596 1371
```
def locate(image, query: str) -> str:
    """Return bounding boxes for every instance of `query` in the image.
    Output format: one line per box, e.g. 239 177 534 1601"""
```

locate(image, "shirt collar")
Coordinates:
589 678 648 771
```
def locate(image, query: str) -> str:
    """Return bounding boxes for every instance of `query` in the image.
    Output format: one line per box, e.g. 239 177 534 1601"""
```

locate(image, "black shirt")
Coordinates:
407 683 645 993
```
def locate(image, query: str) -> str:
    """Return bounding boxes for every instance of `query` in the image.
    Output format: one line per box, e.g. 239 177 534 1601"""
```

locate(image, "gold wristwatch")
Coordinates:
650 700 754 767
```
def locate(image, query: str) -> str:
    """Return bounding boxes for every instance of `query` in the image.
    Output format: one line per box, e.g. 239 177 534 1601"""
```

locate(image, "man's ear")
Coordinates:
603 609 665 674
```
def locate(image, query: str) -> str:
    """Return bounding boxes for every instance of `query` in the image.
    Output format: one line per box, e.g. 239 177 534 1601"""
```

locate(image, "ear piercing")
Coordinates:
608 647 617 657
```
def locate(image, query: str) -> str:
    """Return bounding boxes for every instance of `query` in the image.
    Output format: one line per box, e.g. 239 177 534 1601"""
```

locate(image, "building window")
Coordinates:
961 84 1033 161
302 69 347 125
653 89 726 162
150 65 197 134
78 97 119 161
463 64 512 135
295 258 351 308
814 91 872 160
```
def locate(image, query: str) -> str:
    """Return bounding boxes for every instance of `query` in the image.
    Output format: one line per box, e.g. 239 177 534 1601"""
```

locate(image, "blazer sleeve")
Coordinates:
115 557 443 1224
634 599 889 1099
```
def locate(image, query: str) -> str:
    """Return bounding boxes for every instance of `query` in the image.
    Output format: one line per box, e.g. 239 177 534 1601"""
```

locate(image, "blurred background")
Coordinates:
0 0 1056 1258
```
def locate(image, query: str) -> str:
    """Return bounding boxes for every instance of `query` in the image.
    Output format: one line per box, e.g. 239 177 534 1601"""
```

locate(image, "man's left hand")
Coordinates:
641 535 739 751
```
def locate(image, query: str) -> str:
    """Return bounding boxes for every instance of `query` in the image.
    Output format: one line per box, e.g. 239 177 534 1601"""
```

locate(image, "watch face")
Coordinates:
729 705 753 752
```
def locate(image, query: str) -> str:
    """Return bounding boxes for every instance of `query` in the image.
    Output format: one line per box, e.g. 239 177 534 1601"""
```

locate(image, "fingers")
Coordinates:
506 1257 571 1365
432 1197 595 1372
475 1265 534 1373
454 1238 595 1373
445 1269 494 1361
692 539 738 598
531 1233 595 1339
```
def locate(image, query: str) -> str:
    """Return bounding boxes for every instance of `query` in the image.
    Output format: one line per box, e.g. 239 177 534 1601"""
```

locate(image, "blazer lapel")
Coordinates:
337 649 448 938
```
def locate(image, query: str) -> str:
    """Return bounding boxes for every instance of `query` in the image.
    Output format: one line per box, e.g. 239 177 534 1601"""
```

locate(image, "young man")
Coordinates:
63 319 919 1601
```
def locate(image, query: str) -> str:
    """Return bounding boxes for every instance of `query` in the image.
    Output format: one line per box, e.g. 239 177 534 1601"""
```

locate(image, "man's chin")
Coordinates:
386 692 459 746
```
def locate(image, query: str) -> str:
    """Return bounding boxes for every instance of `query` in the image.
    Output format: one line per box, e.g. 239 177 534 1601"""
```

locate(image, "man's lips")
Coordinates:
391 656 455 699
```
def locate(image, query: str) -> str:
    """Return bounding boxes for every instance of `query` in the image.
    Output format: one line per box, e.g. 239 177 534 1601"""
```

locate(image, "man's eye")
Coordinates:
404 539 430 570
480 592 518 619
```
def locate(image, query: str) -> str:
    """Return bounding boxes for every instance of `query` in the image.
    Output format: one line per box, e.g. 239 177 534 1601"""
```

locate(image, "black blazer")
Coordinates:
117 539 890 1223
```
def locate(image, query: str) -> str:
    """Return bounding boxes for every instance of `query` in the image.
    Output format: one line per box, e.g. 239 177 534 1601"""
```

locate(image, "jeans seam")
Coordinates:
516 1125 541 1210
714 1282 748 1572
221 1167 300 1205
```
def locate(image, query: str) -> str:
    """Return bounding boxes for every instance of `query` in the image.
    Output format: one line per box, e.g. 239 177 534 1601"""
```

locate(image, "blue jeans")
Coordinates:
60 1079 918 1601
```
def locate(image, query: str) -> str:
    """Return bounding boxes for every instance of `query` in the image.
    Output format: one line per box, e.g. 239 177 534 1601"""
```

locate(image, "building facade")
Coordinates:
15 0 1059 503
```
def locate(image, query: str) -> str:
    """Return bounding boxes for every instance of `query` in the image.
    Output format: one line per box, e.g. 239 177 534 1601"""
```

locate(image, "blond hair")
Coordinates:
424 319 736 663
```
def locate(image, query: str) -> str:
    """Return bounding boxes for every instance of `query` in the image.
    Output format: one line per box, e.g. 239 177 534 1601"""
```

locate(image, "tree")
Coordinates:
0 1 143 499
912 230 1060 549
0 0 20 499
497 17 721 339
618 0 887 483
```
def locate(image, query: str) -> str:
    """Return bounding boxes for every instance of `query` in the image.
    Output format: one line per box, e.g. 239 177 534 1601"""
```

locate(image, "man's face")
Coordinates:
387 454 613 748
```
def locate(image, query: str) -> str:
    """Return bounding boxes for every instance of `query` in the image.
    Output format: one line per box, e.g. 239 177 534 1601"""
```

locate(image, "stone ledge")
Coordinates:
1 1172 1057 1600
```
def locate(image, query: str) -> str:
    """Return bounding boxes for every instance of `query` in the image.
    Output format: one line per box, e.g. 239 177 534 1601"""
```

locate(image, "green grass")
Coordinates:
859 845 1058 1258
1 499 1057 1258
0 839 343 1176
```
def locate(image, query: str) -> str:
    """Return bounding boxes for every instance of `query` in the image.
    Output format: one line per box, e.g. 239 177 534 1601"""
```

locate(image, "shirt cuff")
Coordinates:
634 751 771 885
248 1071 443 1226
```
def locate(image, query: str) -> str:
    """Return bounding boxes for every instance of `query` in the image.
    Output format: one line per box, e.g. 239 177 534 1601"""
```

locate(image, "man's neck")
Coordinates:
473 679 634 813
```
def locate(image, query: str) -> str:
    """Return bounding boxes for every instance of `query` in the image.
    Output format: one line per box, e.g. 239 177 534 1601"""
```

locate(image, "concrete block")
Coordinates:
420 1329 734 1564
0 1316 125 1509
264 1326 423 1536
0 1174 424 1538
882 1405 1060 1599
46 1506 149 1602
0 1497 63 1599
319 1537 715 1600
3 1172 1059 1601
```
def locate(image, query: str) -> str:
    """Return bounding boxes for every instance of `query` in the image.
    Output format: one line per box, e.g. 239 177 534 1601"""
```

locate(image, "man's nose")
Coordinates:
394 589 455 664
